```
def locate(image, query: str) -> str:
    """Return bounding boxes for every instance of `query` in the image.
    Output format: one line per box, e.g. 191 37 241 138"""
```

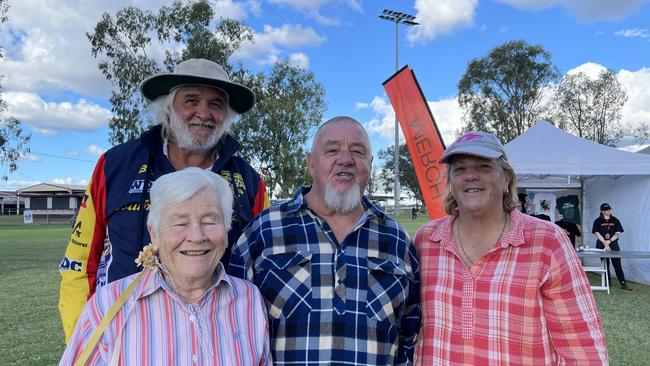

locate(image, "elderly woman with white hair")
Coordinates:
60 168 271 365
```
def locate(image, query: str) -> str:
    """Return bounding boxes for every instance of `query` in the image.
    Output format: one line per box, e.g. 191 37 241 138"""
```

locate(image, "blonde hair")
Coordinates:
442 156 518 215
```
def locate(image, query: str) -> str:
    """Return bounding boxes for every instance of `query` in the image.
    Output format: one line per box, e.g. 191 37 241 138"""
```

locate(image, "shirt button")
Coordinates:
192 355 198 362
189 315 195 322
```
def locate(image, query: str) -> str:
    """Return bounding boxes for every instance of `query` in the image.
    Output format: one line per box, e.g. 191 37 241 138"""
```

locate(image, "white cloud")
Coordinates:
264 0 363 15
0 179 41 191
266 0 361 24
267 0 329 12
617 67 650 130
427 98 465 145
246 0 263 17
66 151 79 158
363 95 463 146
407 0 478 43
614 28 649 38
355 102 369 110
0 0 249 98
564 63 650 131
52 177 87 185
365 96 398 143
496 0 649 22
5 91 112 134
52 177 88 186
86 144 106 156
566 62 607 78
211 0 247 19
265 24 325 48
19 154 41 162
289 52 309 69
232 24 325 66
52 177 73 185
0 1 170 97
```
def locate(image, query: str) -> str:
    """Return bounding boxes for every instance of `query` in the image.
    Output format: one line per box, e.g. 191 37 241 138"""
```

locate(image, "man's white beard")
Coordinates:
168 111 230 153
324 182 362 215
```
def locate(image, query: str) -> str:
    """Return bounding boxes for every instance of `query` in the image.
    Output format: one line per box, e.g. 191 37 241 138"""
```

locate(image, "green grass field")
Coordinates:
1 217 648 365
0 224 68 365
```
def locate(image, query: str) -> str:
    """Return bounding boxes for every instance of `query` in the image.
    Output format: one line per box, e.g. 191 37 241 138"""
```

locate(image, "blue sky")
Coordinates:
1 0 650 191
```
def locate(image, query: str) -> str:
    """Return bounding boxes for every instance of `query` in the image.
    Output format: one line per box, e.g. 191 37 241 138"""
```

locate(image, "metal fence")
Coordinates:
0 213 75 226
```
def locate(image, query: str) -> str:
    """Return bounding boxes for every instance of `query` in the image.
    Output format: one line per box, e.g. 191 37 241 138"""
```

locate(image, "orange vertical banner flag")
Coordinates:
383 65 448 220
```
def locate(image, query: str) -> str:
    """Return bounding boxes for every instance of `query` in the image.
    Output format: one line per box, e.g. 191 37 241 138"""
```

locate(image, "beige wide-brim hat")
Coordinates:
140 58 255 114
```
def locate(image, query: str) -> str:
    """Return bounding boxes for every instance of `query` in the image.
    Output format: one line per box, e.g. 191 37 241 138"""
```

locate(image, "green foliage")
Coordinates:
0 117 31 179
554 70 628 147
632 123 650 145
378 143 423 206
87 2 325 196
0 0 31 179
366 164 380 197
231 60 326 198
87 0 252 144
458 40 560 142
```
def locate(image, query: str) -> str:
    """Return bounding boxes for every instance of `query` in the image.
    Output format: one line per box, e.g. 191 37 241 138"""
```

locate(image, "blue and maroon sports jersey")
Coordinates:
58 125 269 342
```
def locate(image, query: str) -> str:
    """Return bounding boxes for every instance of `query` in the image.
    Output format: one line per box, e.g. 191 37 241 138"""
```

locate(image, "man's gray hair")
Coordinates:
148 87 239 140
311 116 372 154
147 167 233 233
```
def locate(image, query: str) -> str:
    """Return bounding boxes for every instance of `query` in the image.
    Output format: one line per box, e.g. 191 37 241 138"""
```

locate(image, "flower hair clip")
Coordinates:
135 243 160 269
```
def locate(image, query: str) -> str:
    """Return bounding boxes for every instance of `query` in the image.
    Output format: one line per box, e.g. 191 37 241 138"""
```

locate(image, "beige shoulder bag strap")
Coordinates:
73 270 146 366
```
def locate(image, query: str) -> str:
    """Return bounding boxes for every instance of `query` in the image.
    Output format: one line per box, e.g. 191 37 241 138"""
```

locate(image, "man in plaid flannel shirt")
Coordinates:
229 116 420 365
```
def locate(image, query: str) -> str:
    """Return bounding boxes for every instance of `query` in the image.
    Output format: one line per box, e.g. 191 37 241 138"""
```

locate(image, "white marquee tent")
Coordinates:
505 121 650 285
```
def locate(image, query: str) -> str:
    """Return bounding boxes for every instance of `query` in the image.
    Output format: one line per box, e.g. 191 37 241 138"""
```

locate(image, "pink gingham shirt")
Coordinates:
60 264 271 365
414 209 608 365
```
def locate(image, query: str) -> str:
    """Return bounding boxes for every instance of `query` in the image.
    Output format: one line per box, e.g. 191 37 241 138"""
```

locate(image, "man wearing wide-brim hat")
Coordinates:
58 59 270 343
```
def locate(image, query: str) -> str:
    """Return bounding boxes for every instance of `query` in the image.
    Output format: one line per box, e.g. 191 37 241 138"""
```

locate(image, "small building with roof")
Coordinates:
16 183 86 221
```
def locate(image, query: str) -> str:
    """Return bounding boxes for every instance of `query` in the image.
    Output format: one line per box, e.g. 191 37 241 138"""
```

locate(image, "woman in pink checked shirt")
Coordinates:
413 131 608 365
61 168 271 366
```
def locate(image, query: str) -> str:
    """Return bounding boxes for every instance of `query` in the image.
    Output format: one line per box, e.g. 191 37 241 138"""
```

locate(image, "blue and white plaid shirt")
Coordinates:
228 186 420 365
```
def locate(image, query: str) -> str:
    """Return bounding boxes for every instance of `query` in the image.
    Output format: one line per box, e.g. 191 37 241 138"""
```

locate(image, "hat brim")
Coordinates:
438 146 503 164
140 74 255 114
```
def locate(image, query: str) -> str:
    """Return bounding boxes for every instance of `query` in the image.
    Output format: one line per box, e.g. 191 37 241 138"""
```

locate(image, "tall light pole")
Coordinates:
379 9 418 217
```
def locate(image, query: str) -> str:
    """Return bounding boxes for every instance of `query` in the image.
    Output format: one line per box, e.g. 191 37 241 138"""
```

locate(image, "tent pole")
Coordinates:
580 177 585 245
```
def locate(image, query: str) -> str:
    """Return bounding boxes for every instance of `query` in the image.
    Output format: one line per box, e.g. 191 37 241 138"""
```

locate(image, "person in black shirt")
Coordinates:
555 216 581 247
591 203 631 290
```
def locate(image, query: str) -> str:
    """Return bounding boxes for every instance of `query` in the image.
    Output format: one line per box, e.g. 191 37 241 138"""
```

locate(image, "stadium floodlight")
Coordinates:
378 9 418 216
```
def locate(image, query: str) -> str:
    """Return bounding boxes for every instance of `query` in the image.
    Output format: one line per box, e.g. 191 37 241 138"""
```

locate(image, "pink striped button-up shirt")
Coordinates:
414 209 608 365
60 264 271 365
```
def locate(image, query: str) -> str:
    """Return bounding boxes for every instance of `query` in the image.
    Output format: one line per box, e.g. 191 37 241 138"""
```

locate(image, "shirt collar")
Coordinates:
431 209 527 252
137 262 233 300
288 185 387 224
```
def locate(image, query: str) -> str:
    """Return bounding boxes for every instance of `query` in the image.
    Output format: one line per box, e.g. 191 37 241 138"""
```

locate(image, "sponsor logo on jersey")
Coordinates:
69 221 88 247
219 171 246 197
128 179 152 194
73 221 82 237
118 199 151 212
59 257 83 272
